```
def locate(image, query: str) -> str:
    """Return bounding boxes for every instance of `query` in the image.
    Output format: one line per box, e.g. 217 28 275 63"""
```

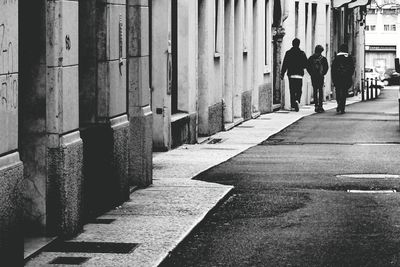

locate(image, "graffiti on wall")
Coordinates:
0 0 18 111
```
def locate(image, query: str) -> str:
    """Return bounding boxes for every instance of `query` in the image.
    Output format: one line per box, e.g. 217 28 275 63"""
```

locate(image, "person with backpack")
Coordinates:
307 45 329 113
280 38 308 112
331 44 355 114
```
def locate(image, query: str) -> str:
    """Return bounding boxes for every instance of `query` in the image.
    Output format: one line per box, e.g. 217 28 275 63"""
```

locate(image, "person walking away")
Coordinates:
280 38 308 112
307 45 329 113
331 44 355 114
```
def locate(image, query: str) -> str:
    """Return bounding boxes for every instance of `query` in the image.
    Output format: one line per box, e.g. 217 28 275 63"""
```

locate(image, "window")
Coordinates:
384 24 390 31
215 0 222 53
264 0 270 67
244 0 248 51
295 1 299 37
370 25 376 31
311 3 317 51
382 9 397 15
391 24 396 31
365 25 370 31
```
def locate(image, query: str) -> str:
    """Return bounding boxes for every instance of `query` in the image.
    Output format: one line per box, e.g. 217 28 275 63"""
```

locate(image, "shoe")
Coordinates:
319 107 325 113
315 107 318 112
336 107 340 113
341 110 345 114
295 101 299 112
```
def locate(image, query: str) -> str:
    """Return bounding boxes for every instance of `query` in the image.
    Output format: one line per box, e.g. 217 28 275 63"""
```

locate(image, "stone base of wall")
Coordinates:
171 112 197 149
208 102 223 135
259 82 273 114
47 131 83 238
0 153 23 264
129 107 153 187
241 90 252 121
81 115 130 221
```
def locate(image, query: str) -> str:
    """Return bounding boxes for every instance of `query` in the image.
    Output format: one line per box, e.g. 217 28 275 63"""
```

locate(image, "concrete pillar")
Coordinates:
46 0 83 237
80 0 129 219
282 0 296 110
175 0 198 141
234 0 244 119
127 0 153 187
224 0 235 127
19 0 83 240
0 1 23 261
252 0 263 116
151 0 171 150
198 0 213 135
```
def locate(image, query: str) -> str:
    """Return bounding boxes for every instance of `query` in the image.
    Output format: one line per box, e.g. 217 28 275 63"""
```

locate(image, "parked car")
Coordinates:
382 68 400 85
365 67 380 80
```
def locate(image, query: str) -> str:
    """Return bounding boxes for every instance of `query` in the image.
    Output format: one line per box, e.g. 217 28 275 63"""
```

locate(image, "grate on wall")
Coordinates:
89 218 116 224
44 242 139 254
49 256 90 265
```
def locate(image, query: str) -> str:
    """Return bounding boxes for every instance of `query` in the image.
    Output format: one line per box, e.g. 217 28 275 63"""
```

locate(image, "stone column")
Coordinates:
198 0 213 135
80 0 129 219
272 26 285 109
224 0 235 127
127 0 153 187
46 0 83 237
234 0 244 120
151 0 171 150
0 1 23 261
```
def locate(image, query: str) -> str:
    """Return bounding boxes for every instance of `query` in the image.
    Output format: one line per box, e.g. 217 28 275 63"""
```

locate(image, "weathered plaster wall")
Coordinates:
0 1 23 262
0 0 18 155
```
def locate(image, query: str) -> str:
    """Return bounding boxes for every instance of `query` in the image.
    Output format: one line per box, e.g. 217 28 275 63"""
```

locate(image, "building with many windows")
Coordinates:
365 0 400 75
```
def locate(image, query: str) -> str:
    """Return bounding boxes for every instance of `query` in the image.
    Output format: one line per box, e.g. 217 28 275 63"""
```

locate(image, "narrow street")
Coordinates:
161 87 400 267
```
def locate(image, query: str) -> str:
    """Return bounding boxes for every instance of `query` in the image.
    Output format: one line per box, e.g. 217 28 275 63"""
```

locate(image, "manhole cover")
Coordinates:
347 190 397 194
337 174 400 179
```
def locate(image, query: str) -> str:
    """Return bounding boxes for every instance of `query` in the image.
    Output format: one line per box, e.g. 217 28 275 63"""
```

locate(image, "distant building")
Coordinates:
365 0 400 74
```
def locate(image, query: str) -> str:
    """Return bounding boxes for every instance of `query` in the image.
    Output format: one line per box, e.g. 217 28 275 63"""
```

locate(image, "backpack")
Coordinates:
310 56 324 76
335 56 353 77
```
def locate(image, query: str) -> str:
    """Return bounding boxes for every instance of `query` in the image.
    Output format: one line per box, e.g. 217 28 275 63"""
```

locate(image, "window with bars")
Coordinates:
384 24 390 31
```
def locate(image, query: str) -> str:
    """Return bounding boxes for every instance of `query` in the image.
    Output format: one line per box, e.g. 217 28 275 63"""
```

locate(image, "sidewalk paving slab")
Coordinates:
25 96 361 267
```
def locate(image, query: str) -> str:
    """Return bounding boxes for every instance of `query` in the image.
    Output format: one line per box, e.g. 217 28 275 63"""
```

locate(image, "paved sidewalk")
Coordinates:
25 96 360 266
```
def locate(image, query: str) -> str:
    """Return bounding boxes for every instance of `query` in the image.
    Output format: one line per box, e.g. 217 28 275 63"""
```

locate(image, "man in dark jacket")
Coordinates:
307 45 329 113
331 44 355 114
280 38 308 112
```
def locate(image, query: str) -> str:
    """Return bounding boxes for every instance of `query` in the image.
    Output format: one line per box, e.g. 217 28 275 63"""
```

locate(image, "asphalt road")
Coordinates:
160 87 400 267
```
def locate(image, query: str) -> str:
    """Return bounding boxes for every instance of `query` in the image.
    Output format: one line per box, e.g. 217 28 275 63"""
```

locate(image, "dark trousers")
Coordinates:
289 78 302 108
312 77 324 108
336 86 347 111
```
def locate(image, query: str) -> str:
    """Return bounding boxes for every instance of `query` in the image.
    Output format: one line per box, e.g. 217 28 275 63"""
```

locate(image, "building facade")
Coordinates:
365 0 400 74
1 0 152 261
0 0 372 262
151 0 284 150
